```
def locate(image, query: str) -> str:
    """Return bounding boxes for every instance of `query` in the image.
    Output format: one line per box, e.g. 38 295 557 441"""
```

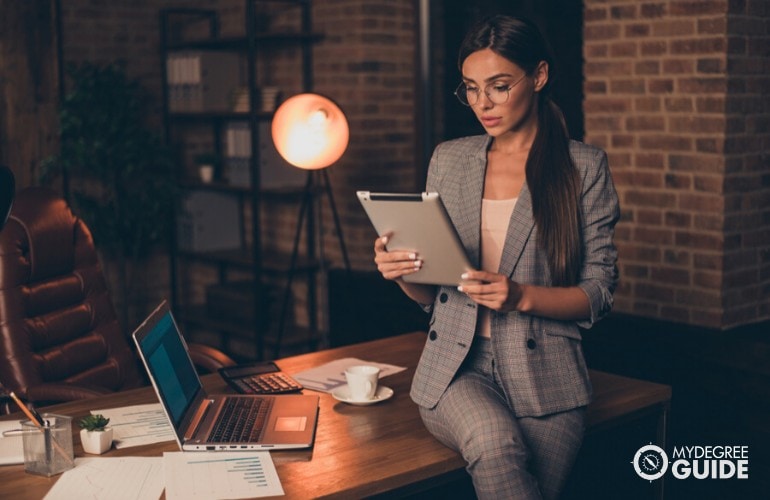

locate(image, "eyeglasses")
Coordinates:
454 75 526 107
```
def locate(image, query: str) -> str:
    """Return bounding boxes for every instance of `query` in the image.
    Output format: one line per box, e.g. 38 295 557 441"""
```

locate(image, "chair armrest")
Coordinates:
25 383 113 406
188 343 237 373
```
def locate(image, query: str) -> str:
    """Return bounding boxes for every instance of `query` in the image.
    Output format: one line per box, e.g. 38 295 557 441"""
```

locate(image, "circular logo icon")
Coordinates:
632 444 668 481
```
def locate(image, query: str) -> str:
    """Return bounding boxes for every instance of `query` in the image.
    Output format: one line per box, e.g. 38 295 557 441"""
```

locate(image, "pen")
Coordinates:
8 392 44 426
8 391 75 467
9 393 46 426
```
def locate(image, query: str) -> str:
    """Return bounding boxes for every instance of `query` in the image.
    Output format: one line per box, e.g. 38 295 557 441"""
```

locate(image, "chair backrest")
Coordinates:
0 187 145 401
0 165 14 231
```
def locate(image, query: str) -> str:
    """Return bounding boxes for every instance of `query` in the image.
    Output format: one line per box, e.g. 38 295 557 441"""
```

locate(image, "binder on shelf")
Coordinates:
177 191 242 252
223 122 305 190
166 51 241 113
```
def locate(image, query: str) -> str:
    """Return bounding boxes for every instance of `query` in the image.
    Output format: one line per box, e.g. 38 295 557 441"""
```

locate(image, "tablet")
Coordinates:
357 191 473 286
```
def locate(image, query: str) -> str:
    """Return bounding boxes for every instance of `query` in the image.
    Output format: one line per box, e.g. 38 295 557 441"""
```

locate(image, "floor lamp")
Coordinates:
271 93 351 358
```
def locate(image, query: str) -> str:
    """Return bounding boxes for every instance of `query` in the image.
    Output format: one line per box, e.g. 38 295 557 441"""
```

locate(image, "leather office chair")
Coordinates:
0 187 235 407
0 165 13 231
0 165 14 413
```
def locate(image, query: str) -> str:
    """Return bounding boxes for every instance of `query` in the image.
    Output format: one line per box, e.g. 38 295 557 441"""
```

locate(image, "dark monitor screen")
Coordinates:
137 309 201 426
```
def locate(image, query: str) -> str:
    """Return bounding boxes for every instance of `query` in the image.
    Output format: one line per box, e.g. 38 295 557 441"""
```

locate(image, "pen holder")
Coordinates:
21 414 75 477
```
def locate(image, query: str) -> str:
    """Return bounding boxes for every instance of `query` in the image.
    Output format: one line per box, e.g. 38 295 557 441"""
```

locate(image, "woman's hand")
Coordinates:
458 270 524 313
373 235 421 281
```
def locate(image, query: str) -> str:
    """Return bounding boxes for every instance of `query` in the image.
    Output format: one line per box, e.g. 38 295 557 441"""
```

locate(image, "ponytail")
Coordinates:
458 15 584 285
526 98 583 286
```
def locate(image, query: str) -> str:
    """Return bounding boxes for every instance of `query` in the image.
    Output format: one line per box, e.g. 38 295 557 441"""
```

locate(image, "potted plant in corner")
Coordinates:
78 414 113 455
41 62 178 330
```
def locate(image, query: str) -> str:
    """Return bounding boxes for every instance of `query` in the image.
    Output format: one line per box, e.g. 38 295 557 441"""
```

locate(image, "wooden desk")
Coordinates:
0 332 671 499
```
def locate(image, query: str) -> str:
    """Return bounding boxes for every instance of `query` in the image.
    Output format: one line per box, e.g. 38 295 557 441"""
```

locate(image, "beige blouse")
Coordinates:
475 197 518 338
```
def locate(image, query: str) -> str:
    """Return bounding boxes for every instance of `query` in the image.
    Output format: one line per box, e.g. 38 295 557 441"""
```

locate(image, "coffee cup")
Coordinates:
344 365 381 401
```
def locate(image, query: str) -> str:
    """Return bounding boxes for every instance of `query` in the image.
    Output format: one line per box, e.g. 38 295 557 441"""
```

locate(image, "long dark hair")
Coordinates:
459 15 583 286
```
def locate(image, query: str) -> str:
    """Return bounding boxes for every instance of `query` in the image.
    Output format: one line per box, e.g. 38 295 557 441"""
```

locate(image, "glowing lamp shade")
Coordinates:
271 93 349 170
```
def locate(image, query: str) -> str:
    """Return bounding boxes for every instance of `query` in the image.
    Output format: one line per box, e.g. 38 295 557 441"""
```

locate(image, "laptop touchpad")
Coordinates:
275 416 307 432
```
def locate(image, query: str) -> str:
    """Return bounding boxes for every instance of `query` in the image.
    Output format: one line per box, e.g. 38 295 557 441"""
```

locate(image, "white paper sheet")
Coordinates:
291 357 406 393
163 451 284 499
91 403 175 448
0 419 25 465
44 457 164 500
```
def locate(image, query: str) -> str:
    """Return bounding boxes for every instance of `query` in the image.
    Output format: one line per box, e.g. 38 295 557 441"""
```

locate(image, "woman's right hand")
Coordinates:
373 235 422 281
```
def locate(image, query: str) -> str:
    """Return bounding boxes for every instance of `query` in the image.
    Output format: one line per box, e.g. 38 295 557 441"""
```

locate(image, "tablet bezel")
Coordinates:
357 191 473 286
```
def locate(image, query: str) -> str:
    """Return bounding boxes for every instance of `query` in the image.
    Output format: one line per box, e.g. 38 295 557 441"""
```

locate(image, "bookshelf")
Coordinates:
159 1 321 360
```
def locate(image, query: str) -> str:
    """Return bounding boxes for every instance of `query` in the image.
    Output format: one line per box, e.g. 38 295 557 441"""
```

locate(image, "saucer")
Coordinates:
331 385 394 406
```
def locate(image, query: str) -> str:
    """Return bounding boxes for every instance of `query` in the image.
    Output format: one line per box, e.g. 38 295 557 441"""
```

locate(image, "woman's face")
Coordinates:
460 48 547 138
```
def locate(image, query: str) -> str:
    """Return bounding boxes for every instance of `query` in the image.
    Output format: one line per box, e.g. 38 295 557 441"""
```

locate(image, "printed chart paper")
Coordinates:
91 403 175 448
44 457 164 500
164 451 284 499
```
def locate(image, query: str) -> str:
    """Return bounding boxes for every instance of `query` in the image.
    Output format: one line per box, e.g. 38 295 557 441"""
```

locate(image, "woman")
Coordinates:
373 15 619 499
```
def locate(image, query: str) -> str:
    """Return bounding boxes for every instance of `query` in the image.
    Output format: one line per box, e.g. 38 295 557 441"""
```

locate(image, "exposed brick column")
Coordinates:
583 0 769 329
312 0 418 270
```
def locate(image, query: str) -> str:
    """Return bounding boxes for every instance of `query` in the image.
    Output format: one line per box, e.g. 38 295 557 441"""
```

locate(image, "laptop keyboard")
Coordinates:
209 397 273 443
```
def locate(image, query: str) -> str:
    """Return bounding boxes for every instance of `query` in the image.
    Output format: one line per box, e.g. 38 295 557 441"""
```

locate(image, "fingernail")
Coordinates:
381 236 388 244
414 260 422 268
461 273 468 279
457 285 463 292
409 253 416 260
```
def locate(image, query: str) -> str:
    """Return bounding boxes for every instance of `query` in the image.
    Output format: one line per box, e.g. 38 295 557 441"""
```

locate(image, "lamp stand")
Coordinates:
274 168 350 358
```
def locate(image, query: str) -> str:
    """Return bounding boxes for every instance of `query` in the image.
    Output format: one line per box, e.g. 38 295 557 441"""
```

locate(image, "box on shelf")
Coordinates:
177 191 242 252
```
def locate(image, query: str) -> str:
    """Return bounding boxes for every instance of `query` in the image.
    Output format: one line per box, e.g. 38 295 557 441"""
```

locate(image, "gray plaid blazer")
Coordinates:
410 135 620 417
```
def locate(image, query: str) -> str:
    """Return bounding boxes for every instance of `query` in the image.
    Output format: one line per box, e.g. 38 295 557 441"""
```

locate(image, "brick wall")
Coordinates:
583 0 770 329
57 0 418 329
52 0 770 331
312 1 419 270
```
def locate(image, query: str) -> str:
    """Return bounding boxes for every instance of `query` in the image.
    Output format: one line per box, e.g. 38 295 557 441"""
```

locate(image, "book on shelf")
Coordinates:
223 122 305 190
166 51 240 113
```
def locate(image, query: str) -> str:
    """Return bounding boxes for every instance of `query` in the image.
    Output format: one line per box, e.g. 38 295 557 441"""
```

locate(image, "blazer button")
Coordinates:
527 339 536 350
429 330 438 341
439 293 448 303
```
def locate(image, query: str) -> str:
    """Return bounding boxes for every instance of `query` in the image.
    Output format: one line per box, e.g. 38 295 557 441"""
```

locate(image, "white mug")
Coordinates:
344 365 380 401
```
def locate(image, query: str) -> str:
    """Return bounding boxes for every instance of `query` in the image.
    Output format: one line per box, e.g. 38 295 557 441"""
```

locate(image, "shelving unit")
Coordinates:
159 1 321 360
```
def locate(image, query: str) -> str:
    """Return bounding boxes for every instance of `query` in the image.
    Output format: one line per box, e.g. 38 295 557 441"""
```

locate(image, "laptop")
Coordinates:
132 300 319 451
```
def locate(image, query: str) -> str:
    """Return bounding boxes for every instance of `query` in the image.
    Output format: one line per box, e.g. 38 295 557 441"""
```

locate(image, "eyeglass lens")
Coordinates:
455 83 511 106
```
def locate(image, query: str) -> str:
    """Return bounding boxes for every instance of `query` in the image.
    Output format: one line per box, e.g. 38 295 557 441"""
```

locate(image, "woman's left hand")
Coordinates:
458 270 523 313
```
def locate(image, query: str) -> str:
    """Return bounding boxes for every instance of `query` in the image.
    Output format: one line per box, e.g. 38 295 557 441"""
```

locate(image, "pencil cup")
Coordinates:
21 414 75 477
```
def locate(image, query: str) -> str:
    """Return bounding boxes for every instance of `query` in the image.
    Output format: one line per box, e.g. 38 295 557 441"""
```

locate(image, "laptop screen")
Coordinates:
137 309 202 426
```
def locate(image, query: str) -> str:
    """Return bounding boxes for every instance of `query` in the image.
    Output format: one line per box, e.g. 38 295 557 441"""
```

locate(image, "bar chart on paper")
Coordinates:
92 403 175 448
163 451 284 499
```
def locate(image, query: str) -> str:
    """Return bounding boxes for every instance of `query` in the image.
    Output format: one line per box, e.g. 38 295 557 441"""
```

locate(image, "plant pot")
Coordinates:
80 427 113 455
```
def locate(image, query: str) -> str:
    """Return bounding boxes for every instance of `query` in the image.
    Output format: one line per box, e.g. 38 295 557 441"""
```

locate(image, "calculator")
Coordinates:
218 361 304 395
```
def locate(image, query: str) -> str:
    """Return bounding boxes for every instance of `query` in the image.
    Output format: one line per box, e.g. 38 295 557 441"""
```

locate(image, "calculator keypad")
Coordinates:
233 373 303 394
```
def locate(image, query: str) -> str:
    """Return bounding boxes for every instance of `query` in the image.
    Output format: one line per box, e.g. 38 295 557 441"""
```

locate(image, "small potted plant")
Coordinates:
78 414 113 454
194 152 218 183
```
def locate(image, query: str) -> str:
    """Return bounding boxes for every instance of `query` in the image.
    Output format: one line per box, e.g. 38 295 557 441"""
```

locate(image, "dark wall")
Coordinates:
439 0 584 142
